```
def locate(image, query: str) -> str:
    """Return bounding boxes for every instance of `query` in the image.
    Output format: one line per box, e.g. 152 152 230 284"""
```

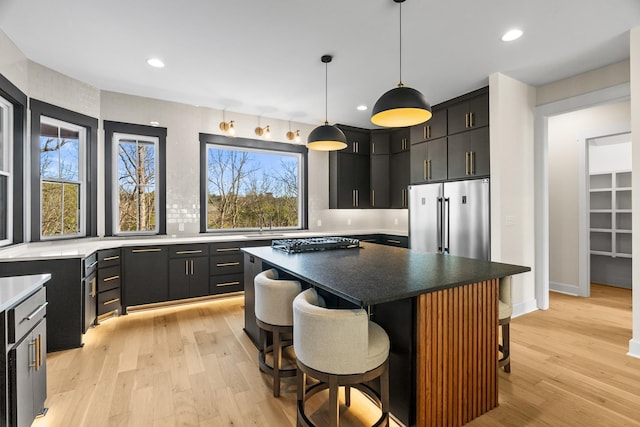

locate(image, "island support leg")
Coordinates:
416 279 498 426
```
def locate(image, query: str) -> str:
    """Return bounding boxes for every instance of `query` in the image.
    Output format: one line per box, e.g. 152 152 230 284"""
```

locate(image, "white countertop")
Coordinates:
0 274 51 312
0 229 407 261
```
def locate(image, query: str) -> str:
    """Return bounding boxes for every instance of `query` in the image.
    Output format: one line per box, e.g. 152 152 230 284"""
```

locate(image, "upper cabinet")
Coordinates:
390 128 410 154
447 91 489 135
341 128 370 155
410 108 446 143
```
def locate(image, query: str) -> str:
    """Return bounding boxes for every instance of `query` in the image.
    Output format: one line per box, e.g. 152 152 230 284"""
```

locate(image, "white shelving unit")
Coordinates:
589 170 632 288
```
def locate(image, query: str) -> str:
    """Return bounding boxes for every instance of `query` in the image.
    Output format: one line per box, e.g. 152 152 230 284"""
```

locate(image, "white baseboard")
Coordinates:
512 298 538 318
628 338 640 359
549 281 582 296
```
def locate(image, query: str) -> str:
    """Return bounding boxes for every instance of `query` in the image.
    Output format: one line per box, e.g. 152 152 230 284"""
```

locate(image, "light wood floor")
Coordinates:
33 284 640 427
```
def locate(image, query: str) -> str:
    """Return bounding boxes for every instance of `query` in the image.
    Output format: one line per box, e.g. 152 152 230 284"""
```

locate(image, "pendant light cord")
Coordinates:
324 60 329 125
399 1 403 86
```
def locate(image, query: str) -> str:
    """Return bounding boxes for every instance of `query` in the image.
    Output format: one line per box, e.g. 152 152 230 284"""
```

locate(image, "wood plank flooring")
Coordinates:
33 284 640 427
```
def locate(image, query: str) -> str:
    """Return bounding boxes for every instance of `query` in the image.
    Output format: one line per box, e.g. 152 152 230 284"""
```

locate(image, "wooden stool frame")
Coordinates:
256 318 296 397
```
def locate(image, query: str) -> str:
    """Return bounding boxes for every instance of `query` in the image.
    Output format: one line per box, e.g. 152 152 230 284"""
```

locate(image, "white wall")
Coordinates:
489 73 537 317
630 27 640 358
547 102 631 289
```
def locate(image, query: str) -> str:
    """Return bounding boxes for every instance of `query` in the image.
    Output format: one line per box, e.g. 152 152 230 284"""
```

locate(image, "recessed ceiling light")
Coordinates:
357 105 368 111
150 121 160 126
501 29 523 42
147 58 165 68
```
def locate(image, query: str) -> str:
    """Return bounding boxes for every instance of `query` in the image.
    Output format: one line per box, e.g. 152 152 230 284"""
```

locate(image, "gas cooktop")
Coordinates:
271 237 360 254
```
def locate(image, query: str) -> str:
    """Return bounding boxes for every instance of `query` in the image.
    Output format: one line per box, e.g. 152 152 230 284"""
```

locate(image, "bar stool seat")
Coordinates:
293 288 390 427
498 276 512 373
254 268 302 397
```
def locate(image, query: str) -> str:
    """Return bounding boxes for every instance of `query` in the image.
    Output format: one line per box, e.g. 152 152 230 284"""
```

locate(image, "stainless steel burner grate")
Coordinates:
271 237 360 253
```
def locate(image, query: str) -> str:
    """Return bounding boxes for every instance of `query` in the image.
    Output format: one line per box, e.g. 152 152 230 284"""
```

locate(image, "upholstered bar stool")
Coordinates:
498 275 512 372
293 288 390 427
254 268 302 397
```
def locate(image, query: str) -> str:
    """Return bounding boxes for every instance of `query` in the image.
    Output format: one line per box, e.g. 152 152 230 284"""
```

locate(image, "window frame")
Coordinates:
0 72 26 246
0 94 13 246
38 116 87 239
199 132 308 233
104 121 167 236
30 99 98 242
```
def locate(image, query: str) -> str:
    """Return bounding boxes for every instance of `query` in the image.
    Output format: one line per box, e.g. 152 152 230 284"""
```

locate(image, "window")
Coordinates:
30 99 98 242
114 133 159 233
0 72 27 246
199 133 307 232
0 95 12 245
39 117 85 238
104 121 166 236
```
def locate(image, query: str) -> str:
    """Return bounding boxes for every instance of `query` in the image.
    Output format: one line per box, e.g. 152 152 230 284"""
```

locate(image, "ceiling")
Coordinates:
0 0 638 129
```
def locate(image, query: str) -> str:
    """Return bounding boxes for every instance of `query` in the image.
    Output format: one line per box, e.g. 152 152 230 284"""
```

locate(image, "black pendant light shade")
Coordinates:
371 0 432 128
371 84 432 127
307 122 348 151
308 54 347 151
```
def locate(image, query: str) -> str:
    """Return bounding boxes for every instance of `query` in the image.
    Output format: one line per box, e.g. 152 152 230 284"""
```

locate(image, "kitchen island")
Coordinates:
243 242 530 427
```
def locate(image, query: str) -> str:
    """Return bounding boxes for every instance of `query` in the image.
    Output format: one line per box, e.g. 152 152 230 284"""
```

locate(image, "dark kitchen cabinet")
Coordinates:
0 258 83 352
340 127 370 155
410 137 447 184
122 246 168 311
447 127 490 180
447 91 489 135
390 151 410 208
370 132 390 155
209 241 245 295
390 128 410 154
82 252 97 332
410 108 446 143
96 249 122 317
371 155 390 208
169 243 209 300
330 151 371 209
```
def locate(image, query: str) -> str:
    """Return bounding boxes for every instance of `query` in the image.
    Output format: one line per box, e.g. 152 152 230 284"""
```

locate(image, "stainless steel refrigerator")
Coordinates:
408 178 490 260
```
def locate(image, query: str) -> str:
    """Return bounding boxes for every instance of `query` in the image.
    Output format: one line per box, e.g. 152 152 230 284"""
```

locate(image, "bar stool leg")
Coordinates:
328 375 339 427
345 385 351 407
503 322 511 373
273 327 281 397
381 361 390 418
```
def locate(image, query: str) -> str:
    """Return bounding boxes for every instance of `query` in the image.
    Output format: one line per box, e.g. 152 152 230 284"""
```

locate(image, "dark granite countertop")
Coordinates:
243 242 530 306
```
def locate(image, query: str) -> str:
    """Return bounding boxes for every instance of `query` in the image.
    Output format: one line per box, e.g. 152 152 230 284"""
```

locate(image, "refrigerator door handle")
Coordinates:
444 197 450 254
437 197 443 252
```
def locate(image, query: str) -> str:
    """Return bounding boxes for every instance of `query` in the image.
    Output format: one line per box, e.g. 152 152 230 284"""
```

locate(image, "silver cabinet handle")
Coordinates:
216 247 240 252
25 302 48 321
88 260 98 269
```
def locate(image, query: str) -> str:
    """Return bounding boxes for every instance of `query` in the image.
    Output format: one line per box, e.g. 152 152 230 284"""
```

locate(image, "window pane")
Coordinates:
62 183 80 234
207 146 300 230
41 181 63 236
0 174 7 240
59 137 79 181
117 138 157 232
39 135 60 179
0 106 4 169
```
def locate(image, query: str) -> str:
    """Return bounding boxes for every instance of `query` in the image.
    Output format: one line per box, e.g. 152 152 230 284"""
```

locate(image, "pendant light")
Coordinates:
371 0 432 128
307 55 347 151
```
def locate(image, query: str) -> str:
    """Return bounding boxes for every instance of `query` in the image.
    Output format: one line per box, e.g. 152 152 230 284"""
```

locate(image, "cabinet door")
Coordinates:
468 93 489 128
354 154 371 208
342 128 370 155
447 101 471 135
410 109 446 143
469 127 490 176
447 132 469 180
390 151 410 208
390 128 410 154
336 153 357 208
410 141 429 184
31 320 47 420
123 246 169 306
83 271 96 332
447 93 489 135
371 132 390 155
189 257 210 298
169 258 190 301
427 137 448 181
371 154 390 208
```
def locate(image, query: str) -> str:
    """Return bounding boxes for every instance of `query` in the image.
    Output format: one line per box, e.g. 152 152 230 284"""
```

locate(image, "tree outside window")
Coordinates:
39 117 84 238
115 134 158 233
206 145 301 230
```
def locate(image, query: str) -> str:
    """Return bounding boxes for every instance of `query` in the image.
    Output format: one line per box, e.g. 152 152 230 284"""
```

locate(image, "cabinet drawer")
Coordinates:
98 265 121 292
210 253 243 275
170 243 209 258
84 252 98 277
8 287 47 344
381 235 408 248
210 274 243 294
98 248 121 268
210 242 243 254
98 287 121 315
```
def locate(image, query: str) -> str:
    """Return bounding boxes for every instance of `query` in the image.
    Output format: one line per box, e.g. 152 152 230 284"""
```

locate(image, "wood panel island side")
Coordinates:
242 242 530 427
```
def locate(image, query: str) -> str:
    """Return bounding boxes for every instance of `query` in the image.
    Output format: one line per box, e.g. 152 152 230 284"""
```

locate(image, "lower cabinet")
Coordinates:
9 320 47 427
122 246 169 310
97 249 122 317
169 257 209 300
209 242 245 295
